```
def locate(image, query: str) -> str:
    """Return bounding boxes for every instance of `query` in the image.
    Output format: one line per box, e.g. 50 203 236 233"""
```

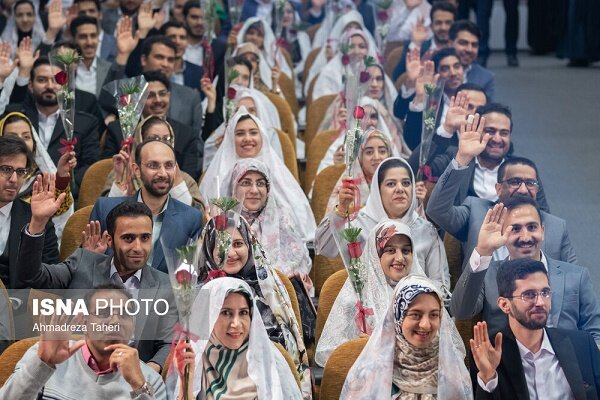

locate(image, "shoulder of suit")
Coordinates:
540 210 566 225
170 82 199 97
169 197 202 215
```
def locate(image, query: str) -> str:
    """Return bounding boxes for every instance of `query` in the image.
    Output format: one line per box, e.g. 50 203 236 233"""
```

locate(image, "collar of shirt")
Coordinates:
516 328 554 361
78 57 97 73
463 64 472 83
110 259 142 289
475 156 502 173
137 192 169 216
508 252 548 271
0 202 13 218
38 109 60 124
81 343 114 375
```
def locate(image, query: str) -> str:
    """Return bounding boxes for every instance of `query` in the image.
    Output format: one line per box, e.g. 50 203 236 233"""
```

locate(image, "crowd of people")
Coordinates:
0 0 598 398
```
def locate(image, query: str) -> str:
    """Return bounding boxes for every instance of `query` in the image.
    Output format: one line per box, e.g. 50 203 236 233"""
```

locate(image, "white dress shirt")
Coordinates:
76 58 98 95
478 329 575 400
473 156 501 201
37 110 61 148
0 202 13 254
469 249 548 273
110 259 142 291
183 42 203 66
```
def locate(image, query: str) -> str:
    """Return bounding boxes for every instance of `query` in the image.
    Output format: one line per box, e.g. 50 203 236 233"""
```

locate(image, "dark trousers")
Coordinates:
476 0 519 59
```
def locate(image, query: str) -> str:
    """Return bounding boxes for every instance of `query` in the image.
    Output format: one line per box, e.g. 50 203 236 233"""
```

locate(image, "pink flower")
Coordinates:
347 242 363 258
353 106 365 119
227 87 237 100
214 214 227 231
341 54 350 65
360 71 371 83
175 270 193 285
54 71 68 85
377 10 389 22
119 94 130 107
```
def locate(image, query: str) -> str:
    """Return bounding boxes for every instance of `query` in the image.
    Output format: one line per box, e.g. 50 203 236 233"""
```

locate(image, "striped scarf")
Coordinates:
202 334 258 400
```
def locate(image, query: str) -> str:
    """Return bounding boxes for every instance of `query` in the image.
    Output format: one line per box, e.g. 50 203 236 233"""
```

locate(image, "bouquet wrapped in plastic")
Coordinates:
418 79 445 182
50 48 81 152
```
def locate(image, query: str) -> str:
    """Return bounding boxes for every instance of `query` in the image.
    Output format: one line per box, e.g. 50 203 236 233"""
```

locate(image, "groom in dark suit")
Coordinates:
471 259 600 399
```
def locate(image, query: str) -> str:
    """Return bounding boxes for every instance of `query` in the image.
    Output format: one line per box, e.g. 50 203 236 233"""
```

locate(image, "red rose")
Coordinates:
377 52 385 64
214 214 227 231
227 87 237 100
175 270 193 285
54 70 68 85
347 241 363 258
119 94 130 107
341 54 350 66
359 71 370 83
377 10 389 22
353 106 365 119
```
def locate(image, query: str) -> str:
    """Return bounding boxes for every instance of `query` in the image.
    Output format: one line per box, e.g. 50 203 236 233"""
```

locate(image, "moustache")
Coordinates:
515 240 536 247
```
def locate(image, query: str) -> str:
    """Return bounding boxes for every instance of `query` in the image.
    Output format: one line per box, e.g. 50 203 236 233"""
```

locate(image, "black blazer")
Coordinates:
474 327 600 399
102 117 200 179
4 199 58 289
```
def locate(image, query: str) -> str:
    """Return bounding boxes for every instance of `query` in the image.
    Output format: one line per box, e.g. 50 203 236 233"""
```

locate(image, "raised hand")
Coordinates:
16 36 39 78
137 3 156 38
415 60 436 102
200 77 216 113
81 220 109 254
405 47 422 86
476 203 510 256
56 150 77 178
456 113 488 166
46 0 67 41
411 17 428 47
443 91 469 133
405 0 423 10
37 313 85 368
337 176 357 216
470 321 502 384
0 42 16 83
105 344 146 390
333 145 346 165
29 173 66 234
174 340 196 400
415 181 427 203
116 16 139 64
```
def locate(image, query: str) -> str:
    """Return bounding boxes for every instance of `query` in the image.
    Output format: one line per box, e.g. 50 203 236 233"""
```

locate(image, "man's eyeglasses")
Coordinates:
143 161 176 171
0 165 29 178
507 289 551 304
500 177 539 189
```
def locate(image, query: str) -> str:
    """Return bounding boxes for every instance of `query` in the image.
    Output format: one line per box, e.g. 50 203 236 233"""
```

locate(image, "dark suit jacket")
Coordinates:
474 327 600 399
16 230 177 367
3 199 58 289
102 117 200 179
89 194 203 273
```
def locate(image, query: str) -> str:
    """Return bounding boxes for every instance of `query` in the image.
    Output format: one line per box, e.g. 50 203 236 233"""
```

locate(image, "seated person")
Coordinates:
90 139 203 273
316 157 450 288
17 196 178 371
169 277 302 399
450 196 599 343
0 284 167 399
0 112 75 241
471 259 600 397
341 274 471 398
197 213 311 395
315 219 427 366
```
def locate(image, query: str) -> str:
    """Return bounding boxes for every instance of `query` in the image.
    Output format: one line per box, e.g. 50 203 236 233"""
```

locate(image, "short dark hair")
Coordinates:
377 158 413 189
84 283 131 311
143 70 171 91
106 201 153 238
432 47 459 71
456 82 486 96
229 55 253 74
475 102 513 132
141 35 177 58
159 20 186 35
449 20 481 41
502 195 543 224
498 156 539 182
0 135 34 169
74 0 101 11
70 15 99 37
134 138 176 165
497 258 547 298
182 0 200 18
31 57 51 82
430 1 456 20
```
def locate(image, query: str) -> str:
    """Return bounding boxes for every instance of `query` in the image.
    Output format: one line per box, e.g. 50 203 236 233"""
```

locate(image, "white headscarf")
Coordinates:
199 107 316 241
315 220 426 366
167 278 303 399
202 85 283 171
341 274 472 400
1 0 45 55
236 17 292 90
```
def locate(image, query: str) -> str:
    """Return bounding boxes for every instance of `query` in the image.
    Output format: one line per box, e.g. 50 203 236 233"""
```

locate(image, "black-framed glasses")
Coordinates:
500 177 539 189
507 289 551 304
0 165 29 178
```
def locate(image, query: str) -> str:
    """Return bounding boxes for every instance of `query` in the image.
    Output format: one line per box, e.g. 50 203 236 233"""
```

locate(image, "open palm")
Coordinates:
457 113 488 165
31 174 66 221
477 204 510 255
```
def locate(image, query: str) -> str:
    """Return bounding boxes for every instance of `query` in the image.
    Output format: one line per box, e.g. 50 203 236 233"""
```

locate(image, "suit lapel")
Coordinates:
548 260 565 329
134 267 158 338
96 58 110 96
501 329 531 399
94 257 113 287
547 329 587 400
49 118 65 148
151 201 178 271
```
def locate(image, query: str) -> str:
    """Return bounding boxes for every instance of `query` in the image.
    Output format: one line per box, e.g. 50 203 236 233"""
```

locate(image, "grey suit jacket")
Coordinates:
16 230 178 367
426 160 577 269
168 82 203 138
450 255 600 345
466 63 495 100
96 58 127 98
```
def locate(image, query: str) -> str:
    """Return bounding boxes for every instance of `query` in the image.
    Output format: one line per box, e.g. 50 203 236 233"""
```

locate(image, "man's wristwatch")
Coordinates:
130 381 155 398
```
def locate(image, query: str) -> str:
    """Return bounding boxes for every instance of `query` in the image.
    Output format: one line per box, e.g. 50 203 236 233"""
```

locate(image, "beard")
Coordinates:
510 305 548 330
142 174 173 197
34 90 58 107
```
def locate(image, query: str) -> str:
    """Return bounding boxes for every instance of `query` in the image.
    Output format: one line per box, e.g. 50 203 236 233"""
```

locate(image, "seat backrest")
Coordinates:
303 95 336 149
304 129 338 193
312 255 345 298
275 129 299 183
384 43 405 76
315 269 348 345
262 91 296 142
274 269 303 338
59 205 94 261
302 47 321 93
311 164 345 224
444 233 464 291
0 279 15 344
273 342 301 389
278 73 300 120
0 337 39 387
304 73 319 109
78 159 114 209
319 337 368 400
306 24 321 44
